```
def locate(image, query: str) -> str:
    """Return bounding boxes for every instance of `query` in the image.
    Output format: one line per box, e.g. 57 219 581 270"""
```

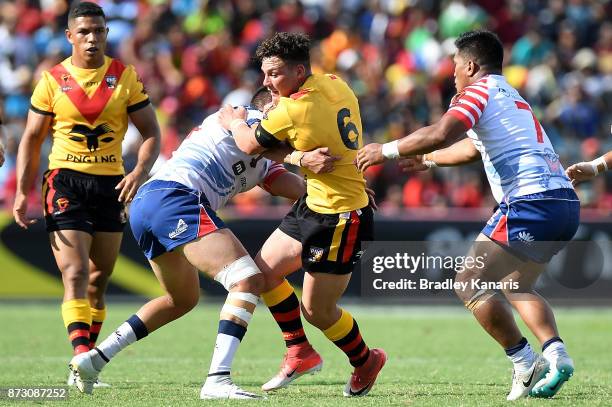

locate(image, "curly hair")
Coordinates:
255 32 311 67
455 30 503 71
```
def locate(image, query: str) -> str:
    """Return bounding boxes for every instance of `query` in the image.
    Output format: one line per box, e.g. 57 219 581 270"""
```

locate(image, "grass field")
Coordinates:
0 302 610 406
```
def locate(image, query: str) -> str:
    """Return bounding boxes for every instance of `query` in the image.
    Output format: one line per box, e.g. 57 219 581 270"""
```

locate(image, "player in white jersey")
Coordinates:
357 30 579 400
68 88 337 399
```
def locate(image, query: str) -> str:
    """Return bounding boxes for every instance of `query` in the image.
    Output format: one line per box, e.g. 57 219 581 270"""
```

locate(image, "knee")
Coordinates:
233 273 265 296
60 264 89 289
88 269 110 292
300 301 335 326
167 290 199 316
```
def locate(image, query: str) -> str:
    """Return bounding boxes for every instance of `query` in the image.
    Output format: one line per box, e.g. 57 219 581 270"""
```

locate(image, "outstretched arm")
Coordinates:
399 137 481 172
566 151 612 186
356 114 466 172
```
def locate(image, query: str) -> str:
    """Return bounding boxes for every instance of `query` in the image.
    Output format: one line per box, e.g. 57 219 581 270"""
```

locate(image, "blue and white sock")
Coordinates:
542 336 568 363
505 337 536 373
91 315 148 370
206 320 247 384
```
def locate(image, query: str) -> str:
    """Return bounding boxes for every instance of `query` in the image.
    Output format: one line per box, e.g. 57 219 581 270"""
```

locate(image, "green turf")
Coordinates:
0 303 610 406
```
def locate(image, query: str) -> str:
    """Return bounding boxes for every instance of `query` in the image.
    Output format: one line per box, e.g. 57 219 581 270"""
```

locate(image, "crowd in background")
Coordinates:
1 0 611 216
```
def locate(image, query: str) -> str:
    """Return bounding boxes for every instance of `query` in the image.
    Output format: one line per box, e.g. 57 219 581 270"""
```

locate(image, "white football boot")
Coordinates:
506 354 549 401
68 352 101 394
68 370 110 388
200 376 264 400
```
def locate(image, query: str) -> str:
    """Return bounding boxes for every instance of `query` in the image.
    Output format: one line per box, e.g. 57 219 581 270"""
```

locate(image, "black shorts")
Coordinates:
279 195 374 275
42 168 127 234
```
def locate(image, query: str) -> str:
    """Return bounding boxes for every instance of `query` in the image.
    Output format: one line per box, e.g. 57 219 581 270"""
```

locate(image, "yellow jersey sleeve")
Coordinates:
256 101 293 148
125 65 150 113
30 72 55 116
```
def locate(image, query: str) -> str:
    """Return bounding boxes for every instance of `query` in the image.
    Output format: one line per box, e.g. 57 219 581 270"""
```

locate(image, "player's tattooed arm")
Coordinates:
399 137 481 172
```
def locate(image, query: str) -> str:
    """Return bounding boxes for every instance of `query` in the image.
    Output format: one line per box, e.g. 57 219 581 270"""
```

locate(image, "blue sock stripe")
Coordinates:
505 337 528 356
127 315 149 340
542 336 563 351
218 319 247 341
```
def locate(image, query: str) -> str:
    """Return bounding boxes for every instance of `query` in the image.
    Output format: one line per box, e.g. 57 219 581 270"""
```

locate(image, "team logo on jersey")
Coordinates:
69 124 115 152
450 91 465 107
308 247 325 263
60 74 72 92
169 219 188 239
517 231 535 243
56 198 69 212
232 161 246 175
105 75 117 89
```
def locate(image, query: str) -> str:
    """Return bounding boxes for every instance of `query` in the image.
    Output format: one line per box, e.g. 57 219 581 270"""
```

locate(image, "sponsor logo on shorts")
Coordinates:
308 247 325 263
517 231 535 243
56 198 69 212
169 219 188 239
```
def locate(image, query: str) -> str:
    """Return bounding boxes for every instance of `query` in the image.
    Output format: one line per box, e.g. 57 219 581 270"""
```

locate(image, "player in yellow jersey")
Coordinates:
219 32 386 397
12 2 160 386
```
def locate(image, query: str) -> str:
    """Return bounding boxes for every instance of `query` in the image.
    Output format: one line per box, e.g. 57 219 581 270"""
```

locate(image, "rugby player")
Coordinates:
357 30 578 400
68 87 337 399
219 32 386 397
13 1 160 387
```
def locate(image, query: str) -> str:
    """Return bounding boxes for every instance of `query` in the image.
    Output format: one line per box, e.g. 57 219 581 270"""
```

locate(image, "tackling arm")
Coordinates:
356 114 466 172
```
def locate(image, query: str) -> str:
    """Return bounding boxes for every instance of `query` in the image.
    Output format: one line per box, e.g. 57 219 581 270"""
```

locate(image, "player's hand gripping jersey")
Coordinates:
150 108 285 210
255 74 368 214
31 56 150 175
446 74 573 202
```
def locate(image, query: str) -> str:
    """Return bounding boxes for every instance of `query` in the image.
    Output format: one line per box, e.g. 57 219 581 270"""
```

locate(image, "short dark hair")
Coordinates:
255 32 311 67
69 1 106 21
455 30 503 71
250 86 272 110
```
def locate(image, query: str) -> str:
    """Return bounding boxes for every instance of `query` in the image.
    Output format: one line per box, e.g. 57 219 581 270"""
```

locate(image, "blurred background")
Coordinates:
0 0 610 301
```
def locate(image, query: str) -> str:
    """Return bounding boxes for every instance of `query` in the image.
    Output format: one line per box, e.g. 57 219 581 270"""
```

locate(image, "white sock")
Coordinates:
507 342 536 374
92 322 138 369
206 320 247 384
543 340 568 362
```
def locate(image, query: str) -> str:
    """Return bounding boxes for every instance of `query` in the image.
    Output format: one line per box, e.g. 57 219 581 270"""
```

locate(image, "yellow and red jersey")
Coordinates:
31 56 150 175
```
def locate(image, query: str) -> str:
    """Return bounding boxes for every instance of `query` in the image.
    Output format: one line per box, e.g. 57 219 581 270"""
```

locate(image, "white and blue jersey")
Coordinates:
446 75 580 263
130 108 287 259
149 108 284 211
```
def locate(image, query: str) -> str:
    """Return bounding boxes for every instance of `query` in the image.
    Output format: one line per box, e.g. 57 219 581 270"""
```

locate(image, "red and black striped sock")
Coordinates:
324 309 370 367
262 280 308 348
89 307 106 349
61 299 92 355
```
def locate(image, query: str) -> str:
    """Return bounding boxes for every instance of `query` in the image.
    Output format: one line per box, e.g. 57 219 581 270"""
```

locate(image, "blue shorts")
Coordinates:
481 188 580 263
129 180 226 259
